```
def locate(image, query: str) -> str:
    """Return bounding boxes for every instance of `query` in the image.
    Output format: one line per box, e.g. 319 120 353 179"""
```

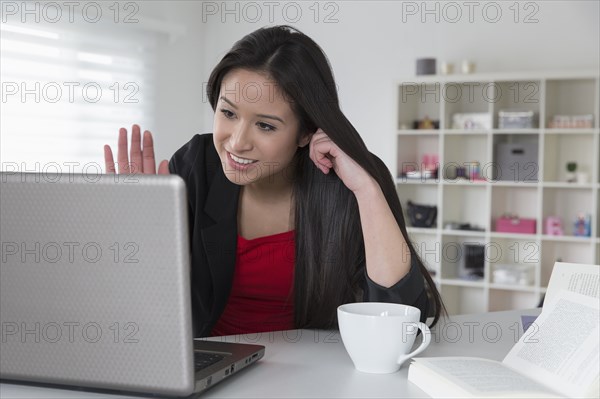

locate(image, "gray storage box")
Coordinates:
493 141 539 182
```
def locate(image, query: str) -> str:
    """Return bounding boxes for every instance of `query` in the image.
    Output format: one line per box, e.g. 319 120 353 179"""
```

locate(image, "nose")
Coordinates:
229 123 253 153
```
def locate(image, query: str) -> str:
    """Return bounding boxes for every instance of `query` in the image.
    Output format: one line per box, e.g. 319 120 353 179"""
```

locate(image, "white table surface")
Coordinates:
1 308 542 398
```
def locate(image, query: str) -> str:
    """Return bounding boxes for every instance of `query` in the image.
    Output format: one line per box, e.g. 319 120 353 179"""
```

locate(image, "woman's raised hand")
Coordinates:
104 124 169 175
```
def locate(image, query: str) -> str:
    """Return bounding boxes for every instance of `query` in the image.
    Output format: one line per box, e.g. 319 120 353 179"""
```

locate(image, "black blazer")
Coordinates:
169 134 428 337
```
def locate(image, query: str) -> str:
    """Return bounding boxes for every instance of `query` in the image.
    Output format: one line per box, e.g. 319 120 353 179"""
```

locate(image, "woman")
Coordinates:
105 25 445 337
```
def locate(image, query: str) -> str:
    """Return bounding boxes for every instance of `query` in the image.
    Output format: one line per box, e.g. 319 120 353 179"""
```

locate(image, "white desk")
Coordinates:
1 308 541 398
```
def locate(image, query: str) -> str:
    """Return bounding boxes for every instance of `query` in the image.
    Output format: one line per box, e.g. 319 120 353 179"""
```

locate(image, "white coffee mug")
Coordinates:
337 302 431 374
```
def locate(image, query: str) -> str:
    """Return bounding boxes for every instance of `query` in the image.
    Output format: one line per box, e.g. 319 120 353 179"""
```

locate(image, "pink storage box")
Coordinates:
495 217 536 234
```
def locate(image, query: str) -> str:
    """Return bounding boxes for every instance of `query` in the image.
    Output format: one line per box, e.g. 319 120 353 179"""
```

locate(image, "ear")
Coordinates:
298 132 312 148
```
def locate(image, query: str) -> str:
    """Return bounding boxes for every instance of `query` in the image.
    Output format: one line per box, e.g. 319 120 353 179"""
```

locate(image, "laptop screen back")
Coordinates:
0 173 196 396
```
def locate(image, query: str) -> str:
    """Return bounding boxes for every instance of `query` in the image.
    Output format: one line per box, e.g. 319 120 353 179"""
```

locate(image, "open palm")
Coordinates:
104 124 169 175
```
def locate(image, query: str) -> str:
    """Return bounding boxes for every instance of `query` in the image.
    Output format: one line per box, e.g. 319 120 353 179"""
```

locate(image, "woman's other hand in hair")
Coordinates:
104 124 169 175
309 128 377 195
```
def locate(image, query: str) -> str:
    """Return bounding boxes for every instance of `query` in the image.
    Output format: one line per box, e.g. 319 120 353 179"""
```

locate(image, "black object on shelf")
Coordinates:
461 244 485 279
407 201 437 228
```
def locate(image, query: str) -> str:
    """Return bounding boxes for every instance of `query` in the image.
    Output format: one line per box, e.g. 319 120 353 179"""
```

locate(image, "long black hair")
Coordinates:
207 25 446 328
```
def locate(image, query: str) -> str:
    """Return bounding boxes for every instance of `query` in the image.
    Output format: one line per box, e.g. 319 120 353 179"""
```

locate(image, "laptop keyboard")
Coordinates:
194 352 226 372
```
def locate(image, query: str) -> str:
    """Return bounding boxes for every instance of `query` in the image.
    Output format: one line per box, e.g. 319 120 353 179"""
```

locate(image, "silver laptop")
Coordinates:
0 172 265 397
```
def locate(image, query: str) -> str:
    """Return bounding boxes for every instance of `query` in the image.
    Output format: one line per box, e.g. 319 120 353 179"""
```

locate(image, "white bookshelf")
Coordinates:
395 69 600 315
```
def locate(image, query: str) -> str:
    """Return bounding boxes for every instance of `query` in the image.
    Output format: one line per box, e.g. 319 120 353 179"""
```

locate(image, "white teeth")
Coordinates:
230 153 257 165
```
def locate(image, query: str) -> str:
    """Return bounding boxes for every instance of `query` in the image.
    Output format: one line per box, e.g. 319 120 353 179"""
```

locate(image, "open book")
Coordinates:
408 262 600 398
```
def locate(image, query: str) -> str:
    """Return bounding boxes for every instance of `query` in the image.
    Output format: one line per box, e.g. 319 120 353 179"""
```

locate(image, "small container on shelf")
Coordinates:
498 109 538 129
492 264 534 286
495 214 537 234
548 114 594 129
451 113 491 130
493 140 539 182
544 216 564 236
573 213 592 237
459 243 485 281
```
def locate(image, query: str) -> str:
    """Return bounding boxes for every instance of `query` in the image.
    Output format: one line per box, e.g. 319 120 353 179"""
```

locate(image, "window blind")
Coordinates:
1 13 160 173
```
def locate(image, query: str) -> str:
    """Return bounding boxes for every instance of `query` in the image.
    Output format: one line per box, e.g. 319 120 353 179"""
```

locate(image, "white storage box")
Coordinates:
452 113 491 130
492 264 534 286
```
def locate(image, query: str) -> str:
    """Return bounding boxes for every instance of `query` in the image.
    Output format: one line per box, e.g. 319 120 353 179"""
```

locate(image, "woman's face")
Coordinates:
213 68 310 188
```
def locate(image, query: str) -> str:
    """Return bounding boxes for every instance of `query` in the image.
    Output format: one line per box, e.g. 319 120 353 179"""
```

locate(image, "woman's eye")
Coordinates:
257 122 276 132
220 109 234 119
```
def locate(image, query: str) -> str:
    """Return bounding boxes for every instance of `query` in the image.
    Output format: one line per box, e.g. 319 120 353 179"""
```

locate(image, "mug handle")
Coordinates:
397 322 431 366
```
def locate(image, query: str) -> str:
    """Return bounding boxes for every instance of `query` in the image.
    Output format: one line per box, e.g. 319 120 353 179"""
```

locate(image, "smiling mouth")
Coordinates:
228 152 258 165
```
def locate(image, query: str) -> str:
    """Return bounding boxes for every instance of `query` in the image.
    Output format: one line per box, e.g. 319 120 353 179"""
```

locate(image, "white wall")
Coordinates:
146 0 599 170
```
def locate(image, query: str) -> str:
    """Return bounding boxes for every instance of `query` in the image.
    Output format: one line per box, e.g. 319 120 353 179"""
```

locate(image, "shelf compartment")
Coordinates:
492 134 539 182
397 83 441 130
490 186 538 232
397 184 438 229
440 236 487 281
542 187 593 236
443 82 491 130
545 79 597 128
396 134 440 178
491 81 541 129
486 237 540 268
540 242 596 287
488 289 541 312
443 134 490 181
543 133 595 183
443 185 487 231
440 285 486 315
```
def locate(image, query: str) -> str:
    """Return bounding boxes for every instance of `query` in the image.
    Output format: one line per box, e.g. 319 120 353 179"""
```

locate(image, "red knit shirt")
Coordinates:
210 230 295 336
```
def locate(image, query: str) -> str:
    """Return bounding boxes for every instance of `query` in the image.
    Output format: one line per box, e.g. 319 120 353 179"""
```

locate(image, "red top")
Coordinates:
210 230 295 336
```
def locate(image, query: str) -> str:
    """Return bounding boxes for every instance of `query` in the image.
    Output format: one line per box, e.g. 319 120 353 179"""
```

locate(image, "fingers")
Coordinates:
142 131 156 174
104 145 116 174
114 125 161 175
130 124 143 174
310 129 335 174
157 160 170 175
117 128 130 174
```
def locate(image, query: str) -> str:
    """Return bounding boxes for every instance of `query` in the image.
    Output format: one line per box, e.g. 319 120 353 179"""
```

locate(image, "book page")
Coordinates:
503 290 600 398
410 357 561 397
544 262 599 305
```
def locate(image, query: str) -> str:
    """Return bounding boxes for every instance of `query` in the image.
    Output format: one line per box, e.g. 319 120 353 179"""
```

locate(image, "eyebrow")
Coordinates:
220 96 286 125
